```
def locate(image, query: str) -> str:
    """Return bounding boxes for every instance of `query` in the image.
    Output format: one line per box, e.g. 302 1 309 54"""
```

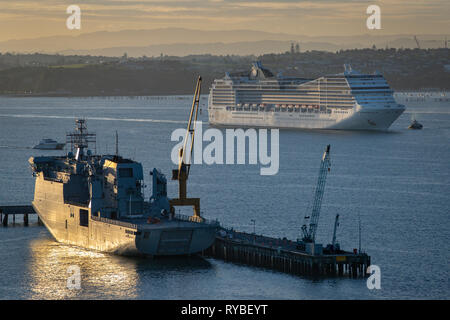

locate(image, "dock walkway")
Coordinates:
0 205 37 226
202 228 370 277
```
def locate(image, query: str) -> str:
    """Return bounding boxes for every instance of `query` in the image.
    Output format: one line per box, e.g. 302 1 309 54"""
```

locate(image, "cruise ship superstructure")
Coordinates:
208 62 405 130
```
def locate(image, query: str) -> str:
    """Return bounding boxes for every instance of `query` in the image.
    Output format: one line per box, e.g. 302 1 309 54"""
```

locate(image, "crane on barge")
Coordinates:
169 76 203 221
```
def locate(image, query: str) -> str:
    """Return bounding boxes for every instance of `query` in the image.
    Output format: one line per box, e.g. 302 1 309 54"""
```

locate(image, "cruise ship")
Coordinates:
208 62 405 130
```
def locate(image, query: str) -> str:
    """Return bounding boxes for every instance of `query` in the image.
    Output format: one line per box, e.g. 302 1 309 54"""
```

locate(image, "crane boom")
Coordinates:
178 76 202 179
169 76 203 219
301 144 331 243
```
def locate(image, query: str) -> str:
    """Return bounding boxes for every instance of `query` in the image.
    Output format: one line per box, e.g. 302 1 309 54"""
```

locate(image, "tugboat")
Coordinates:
28 78 219 256
408 117 423 130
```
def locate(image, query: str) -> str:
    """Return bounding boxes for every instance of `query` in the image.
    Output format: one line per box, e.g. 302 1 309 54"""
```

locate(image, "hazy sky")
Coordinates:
0 0 448 41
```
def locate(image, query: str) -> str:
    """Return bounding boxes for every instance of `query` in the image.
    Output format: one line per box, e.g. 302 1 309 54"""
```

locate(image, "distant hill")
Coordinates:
59 40 346 57
0 28 297 53
0 49 448 95
0 28 447 56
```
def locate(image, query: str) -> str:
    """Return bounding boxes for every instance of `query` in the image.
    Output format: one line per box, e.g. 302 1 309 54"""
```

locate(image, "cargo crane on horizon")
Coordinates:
414 35 421 49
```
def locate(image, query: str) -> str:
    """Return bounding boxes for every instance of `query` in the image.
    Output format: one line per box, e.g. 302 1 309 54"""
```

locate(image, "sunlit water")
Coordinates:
0 93 449 299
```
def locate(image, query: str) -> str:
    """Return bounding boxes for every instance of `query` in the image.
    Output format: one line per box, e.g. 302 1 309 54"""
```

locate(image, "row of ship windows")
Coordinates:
214 91 391 98
215 80 386 85
217 82 349 86
213 90 393 97
234 96 355 102
213 93 356 98
228 106 332 114
213 85 352 91
229 86 352 91
213 101 356 108
213 98 355 105
224 105 351 114
214 90 355 95
216 79 350 84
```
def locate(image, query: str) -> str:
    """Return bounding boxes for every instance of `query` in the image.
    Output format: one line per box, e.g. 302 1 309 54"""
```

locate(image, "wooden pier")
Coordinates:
202 229 371 278
0 205 40 227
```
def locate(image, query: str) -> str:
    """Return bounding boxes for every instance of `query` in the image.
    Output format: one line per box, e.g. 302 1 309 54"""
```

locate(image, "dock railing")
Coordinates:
174 213 220 226
91 214 219 229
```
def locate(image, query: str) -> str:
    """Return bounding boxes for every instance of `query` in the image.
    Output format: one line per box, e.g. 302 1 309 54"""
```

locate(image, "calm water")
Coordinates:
0 94 449 299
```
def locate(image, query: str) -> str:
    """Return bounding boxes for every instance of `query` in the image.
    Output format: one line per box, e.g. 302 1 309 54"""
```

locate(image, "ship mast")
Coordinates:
66 119 96 160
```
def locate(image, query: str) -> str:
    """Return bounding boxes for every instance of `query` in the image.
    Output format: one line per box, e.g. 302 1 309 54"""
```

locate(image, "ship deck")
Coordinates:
105 213 220 231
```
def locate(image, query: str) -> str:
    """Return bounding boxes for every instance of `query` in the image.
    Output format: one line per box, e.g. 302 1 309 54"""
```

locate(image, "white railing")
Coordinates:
173 213 220 226
91 215 137 229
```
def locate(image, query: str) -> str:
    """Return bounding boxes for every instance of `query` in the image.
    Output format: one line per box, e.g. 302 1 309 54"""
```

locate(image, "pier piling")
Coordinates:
202 229 371 278
0 206 36 227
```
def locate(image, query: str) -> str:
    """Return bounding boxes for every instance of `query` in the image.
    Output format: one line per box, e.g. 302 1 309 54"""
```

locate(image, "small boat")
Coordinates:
408 119 423 130
33 138 65 150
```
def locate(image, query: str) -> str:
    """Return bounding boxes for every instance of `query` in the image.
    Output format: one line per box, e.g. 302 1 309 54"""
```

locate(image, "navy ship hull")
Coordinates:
32 183 217 257
34 208 217 256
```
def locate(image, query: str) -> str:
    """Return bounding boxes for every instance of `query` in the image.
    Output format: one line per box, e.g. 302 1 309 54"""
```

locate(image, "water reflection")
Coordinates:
26 237 212 299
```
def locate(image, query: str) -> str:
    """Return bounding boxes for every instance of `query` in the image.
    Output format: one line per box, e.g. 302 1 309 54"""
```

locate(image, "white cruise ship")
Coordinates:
208 62 405 130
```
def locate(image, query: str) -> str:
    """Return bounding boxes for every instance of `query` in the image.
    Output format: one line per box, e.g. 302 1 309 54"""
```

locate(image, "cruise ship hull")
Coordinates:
32 176 217 256
209 106 405 131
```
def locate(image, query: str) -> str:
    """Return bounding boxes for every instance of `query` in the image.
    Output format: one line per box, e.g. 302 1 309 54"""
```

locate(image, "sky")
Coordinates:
0 0 448 41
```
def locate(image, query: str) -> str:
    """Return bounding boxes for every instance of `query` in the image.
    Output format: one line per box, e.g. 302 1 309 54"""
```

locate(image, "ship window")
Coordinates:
79 209 89 227
119 168 133 178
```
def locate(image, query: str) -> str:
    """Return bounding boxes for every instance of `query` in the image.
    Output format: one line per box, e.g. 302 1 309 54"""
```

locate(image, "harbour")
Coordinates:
3 83 371 278
0 94 448 299
0 0 449 306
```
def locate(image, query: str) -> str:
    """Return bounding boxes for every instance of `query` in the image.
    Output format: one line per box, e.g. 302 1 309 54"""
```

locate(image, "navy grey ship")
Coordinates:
29 87 219 256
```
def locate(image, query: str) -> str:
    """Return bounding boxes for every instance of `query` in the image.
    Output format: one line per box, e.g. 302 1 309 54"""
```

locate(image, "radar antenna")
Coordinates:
66 119 96 160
